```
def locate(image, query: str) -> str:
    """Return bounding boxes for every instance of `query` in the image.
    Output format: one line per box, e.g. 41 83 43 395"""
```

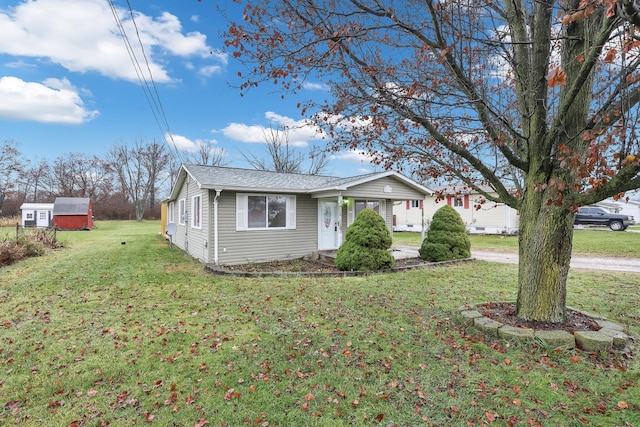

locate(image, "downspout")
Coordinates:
421 197 426 241
213 189 221 265
337 194 343 246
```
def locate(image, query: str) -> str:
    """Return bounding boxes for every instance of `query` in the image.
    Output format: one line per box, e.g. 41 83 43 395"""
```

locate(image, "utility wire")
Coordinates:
107 0 184 164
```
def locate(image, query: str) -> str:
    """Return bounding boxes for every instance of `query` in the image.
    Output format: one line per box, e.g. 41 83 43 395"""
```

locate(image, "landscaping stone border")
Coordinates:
205 257 473 278
459 303 632 352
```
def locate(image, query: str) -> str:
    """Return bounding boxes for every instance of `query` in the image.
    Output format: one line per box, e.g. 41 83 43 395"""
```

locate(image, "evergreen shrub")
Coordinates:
335 208 395 271
419 205 471 262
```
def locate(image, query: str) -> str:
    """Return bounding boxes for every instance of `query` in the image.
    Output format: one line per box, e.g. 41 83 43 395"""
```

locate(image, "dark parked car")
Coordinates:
574 206 635 231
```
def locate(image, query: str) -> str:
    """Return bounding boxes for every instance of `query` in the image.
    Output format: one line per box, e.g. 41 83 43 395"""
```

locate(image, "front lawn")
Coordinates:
1 221 638 425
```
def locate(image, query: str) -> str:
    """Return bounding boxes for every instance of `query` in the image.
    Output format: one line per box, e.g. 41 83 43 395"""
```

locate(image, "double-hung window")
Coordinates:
236 194 296 230
168 202 175 223
192 195 201 228
178 199 186 225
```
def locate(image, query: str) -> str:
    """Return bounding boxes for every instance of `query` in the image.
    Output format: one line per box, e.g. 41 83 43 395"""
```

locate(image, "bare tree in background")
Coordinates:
189 140 229 166
16 158 51 203
50 153 110 199
108 139 171 222
0 141 22 215
243 125 329 174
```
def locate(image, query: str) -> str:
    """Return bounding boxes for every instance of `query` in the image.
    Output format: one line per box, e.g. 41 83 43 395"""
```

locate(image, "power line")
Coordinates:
107 0 184 164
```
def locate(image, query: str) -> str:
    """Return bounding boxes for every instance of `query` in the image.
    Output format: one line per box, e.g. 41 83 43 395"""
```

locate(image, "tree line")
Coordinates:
0 139 174 221
1 127 329 222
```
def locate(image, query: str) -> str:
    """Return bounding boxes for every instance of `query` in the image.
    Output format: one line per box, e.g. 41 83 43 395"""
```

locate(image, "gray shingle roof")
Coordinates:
170 164 432 200
184 164 348 192
53 197 91 215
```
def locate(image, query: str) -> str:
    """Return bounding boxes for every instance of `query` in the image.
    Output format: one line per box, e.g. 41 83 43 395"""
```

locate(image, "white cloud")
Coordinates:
331 149 376 164
0 76 98 124
165 133 218 153
198 65 223 77
221 112 326 147
302 81 329 91
0 0 226 82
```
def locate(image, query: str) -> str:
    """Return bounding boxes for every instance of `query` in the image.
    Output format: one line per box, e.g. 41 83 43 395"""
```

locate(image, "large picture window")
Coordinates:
192 195 201 228
236 194 296 230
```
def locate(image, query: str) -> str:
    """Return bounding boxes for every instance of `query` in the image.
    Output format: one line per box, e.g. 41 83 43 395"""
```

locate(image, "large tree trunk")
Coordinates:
516 198 576 322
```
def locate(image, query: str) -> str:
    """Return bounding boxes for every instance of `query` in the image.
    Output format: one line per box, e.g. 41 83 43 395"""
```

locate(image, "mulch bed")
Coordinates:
477 302 601 332
216 257 429 273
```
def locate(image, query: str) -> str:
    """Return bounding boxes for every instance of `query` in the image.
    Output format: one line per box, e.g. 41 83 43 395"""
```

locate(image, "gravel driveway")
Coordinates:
472 250 640 273
391 245 640 273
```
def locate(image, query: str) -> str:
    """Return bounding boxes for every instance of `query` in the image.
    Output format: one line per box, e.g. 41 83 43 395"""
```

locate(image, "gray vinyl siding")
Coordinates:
213 191 319 265
170 177 210 263
340 176 426 200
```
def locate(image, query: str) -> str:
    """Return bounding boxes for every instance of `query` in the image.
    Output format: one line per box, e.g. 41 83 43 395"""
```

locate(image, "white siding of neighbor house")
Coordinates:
170 176 210 263
213 191 319 265
394 194 520 234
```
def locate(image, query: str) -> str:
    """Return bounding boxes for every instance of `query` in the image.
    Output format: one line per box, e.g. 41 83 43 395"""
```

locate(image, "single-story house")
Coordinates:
163 164 433 265
52 197 93 230
20 203 54 228
394 185 519 235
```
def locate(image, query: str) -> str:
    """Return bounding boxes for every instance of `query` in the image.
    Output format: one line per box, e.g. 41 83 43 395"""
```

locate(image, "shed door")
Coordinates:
36 211 50 227
318 199 339 250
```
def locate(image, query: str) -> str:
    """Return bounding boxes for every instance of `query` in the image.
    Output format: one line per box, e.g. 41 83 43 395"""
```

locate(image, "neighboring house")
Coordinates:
394 185 519 235
595 197 640 220
20 203 54 228
163 164 433 265
52 197 94 230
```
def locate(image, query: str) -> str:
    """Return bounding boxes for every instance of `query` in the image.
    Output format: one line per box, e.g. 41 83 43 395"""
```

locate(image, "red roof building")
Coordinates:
52 197 93 230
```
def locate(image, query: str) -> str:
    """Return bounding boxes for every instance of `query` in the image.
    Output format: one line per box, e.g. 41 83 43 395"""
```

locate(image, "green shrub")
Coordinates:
335 240 395 271
335 209 395 271
419 205 471 261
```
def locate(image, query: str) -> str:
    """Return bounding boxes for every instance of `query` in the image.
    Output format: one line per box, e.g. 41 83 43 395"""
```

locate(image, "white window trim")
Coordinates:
236 193 296 231
191 195 202 229
178 199 186 225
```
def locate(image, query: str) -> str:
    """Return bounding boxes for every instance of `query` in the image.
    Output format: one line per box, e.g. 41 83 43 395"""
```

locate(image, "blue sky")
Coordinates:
0 0 376 177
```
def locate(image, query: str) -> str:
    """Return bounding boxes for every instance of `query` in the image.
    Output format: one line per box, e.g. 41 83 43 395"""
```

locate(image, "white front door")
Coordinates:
318 199 339 250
